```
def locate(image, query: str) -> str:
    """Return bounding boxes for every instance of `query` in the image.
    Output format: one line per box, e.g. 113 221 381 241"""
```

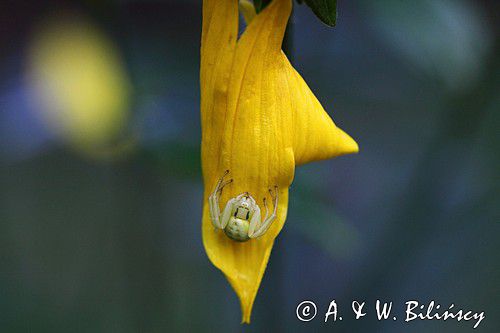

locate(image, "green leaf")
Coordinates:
300 0 337 26
255 0 337 27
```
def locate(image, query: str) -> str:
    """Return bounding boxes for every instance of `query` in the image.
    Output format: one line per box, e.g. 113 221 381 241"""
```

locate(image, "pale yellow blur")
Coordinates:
27 15 133 159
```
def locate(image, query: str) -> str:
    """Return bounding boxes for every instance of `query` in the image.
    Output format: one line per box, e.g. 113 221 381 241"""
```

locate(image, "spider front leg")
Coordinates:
208 170 233 229
249 186 279 238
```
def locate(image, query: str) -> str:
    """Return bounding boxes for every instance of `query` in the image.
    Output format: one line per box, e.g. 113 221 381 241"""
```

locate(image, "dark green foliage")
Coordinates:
299 0 337 26
253 0 272 13
255 0 337 27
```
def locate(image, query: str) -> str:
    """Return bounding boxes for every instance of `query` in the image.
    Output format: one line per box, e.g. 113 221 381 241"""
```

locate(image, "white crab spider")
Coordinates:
209 170 278 242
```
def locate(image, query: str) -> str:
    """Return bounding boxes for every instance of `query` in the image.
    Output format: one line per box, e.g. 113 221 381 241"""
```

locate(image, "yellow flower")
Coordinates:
27 15 133 158
201 0 358 323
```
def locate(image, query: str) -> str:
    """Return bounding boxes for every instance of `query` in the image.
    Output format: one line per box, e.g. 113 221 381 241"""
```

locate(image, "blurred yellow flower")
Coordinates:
27 15 133 159
200 0 358 323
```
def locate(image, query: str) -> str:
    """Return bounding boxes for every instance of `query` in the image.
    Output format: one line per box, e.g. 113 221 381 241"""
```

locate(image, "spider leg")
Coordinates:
209 170 232 229
248 205 262 238
262 197 269 221
208 189 222 229
217 179 233 194
249 186 279 238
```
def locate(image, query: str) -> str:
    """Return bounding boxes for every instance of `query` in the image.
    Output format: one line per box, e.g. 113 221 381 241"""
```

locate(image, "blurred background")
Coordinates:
0 0 498 332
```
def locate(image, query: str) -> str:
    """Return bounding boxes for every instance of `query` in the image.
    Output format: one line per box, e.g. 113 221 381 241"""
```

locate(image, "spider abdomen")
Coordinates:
224 217 250 242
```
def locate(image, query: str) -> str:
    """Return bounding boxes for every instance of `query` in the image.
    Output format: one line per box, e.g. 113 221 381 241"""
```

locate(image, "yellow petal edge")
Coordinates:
200 0 358 323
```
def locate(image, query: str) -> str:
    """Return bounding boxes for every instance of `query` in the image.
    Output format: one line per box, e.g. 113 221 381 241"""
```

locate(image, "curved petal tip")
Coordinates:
337 128 359 155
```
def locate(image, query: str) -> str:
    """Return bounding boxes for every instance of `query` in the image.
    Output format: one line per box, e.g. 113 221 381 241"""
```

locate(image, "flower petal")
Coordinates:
201 0 358 323
239 0 257 24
